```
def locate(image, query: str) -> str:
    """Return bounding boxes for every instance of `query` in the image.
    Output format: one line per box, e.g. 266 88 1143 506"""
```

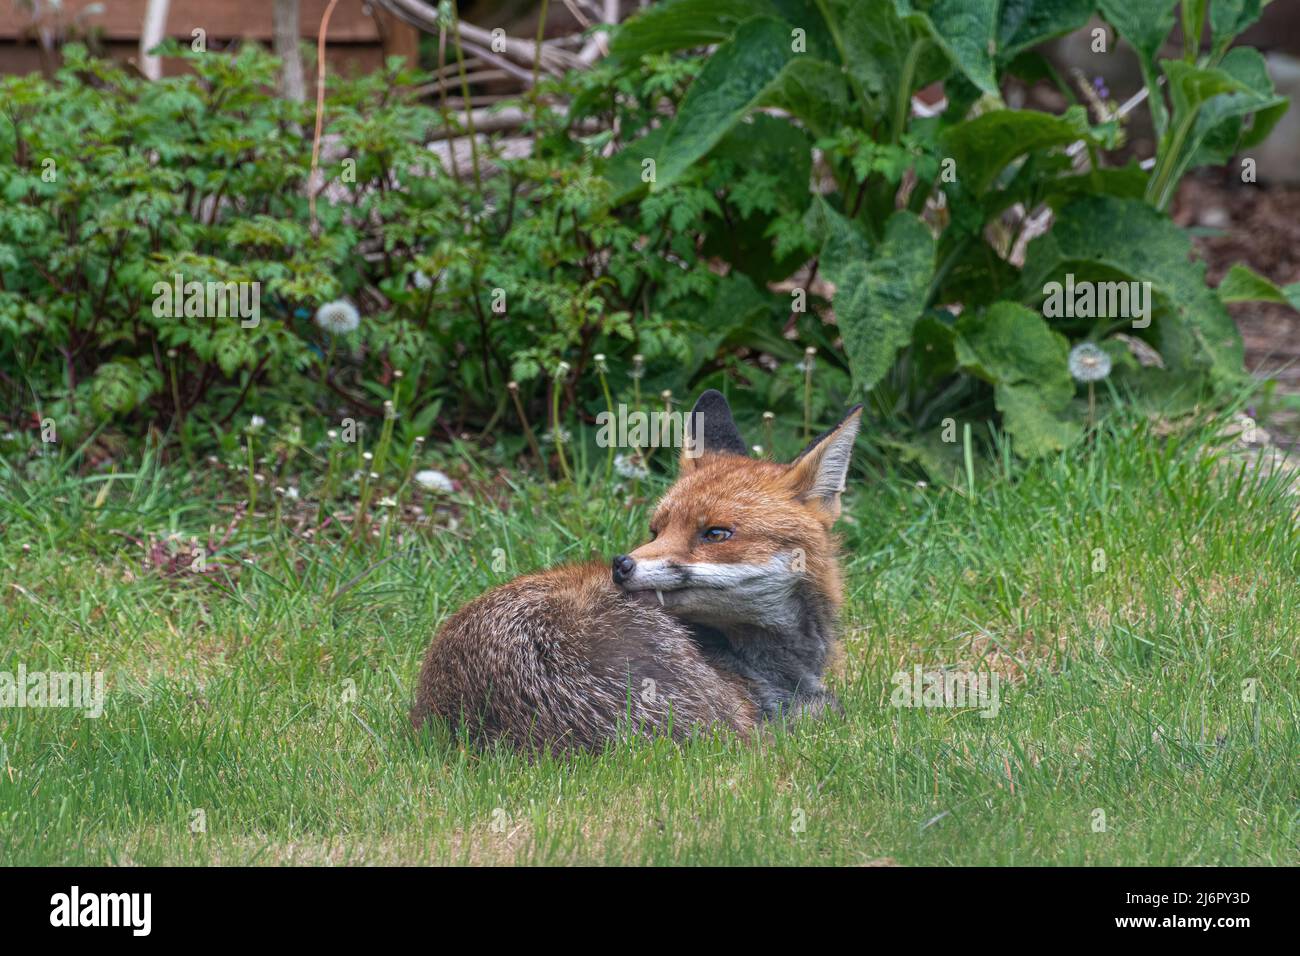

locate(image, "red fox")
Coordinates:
411 390 863 753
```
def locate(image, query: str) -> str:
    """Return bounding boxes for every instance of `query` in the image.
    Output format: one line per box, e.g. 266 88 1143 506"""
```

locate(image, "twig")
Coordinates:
308 0 341 238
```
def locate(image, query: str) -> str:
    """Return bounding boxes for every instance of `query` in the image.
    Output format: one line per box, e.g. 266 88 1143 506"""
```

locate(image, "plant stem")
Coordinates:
531 0 550 132
596 364 615 482
551 375 571 482
450 1 483 194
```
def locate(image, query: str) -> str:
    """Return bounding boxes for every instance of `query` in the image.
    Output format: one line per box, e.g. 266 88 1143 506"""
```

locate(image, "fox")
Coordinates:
411 389 863 753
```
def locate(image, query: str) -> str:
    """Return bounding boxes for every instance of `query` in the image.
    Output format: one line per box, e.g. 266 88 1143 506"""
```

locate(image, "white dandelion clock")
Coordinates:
414 469 454 493
314 299 361 335
1068 342 1111 383
1069 342 1111 430
614 453 649 480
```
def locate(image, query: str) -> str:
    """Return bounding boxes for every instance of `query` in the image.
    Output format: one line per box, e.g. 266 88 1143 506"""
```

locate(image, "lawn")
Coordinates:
1 410 1296 865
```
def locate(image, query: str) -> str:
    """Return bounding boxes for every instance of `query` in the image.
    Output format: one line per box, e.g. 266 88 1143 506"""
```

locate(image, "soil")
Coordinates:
1173 173 1300 446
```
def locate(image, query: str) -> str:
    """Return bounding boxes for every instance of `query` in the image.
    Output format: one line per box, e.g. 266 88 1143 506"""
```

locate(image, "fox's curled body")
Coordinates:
411 391 862 753
412 561 760 751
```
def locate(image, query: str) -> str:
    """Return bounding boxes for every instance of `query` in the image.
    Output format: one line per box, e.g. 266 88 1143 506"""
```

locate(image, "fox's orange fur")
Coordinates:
412 390 862 753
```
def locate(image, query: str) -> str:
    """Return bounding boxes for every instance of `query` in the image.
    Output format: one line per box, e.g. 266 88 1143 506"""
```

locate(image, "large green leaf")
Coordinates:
652 17 798 191
818 202 936 394
1019 195 1245 388
996 0 1095 59
915 0 1001 96
954 301 1080 457
609 0 778 63
940 106 1093 195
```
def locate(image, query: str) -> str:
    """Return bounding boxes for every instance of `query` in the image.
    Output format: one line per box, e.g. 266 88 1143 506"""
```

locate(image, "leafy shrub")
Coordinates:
0 3 1295 474
600 0 1297 462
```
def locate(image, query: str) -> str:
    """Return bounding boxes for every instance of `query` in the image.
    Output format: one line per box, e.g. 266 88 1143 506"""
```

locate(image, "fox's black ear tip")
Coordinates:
687 389 749 457
692 389 730 412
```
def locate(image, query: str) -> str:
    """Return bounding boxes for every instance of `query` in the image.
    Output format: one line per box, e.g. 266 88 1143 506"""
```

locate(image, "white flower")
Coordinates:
247 415 266 432
414 469 454 493
412 270 433 290
314 299 361 335
1068 342 1111 383
614 453 649 480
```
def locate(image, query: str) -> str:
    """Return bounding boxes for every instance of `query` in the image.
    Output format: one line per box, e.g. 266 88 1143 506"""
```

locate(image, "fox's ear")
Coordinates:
680 389 749 472
784 405 863 518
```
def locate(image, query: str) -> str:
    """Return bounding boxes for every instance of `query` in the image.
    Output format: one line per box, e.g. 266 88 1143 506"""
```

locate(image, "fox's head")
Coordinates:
613 390 862 629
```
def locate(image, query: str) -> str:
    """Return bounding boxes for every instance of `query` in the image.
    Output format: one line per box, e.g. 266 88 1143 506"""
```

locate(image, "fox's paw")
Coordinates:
793 689 843 721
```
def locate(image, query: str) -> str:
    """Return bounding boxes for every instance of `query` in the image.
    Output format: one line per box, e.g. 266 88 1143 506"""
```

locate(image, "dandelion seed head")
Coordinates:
614 453 649 480
314 299 361 335
1069 342 1112 383
414 469 454 493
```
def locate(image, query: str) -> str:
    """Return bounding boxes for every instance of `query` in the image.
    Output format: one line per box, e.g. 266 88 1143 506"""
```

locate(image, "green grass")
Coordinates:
1 410 1297 865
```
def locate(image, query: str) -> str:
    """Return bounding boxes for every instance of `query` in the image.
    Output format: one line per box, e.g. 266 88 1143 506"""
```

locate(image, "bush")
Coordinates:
599 0 1296 463
0 3 1295 474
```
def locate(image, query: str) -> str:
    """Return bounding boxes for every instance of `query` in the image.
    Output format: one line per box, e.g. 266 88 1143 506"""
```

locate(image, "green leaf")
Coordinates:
609 0 780 63
1098 0 1179 68
992 382 1083 457
1217 264 1300 309
763 55 853 139
601 124 671 205
940 106 1093 195
1020 194 1245 388
954 301 1080 457
834 0 949 121
652 17 799 191
1188 47 1289 164
1098 0 1179 134
996 0 1095 59
1163 58 1252 118
920 0 1000 96
1151 52 1285 205
1209 0 1263 54
819 203 936 394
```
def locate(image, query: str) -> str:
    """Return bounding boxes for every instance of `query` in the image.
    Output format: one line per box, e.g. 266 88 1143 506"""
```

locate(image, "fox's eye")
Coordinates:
702 527 732 543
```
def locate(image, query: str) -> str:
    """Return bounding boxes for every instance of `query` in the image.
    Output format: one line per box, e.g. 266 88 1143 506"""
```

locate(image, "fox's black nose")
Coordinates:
612 554 636 585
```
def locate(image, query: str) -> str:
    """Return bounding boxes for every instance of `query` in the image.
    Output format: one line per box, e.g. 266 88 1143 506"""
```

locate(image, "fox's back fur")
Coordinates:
411 391 862 754
412 561 758 751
